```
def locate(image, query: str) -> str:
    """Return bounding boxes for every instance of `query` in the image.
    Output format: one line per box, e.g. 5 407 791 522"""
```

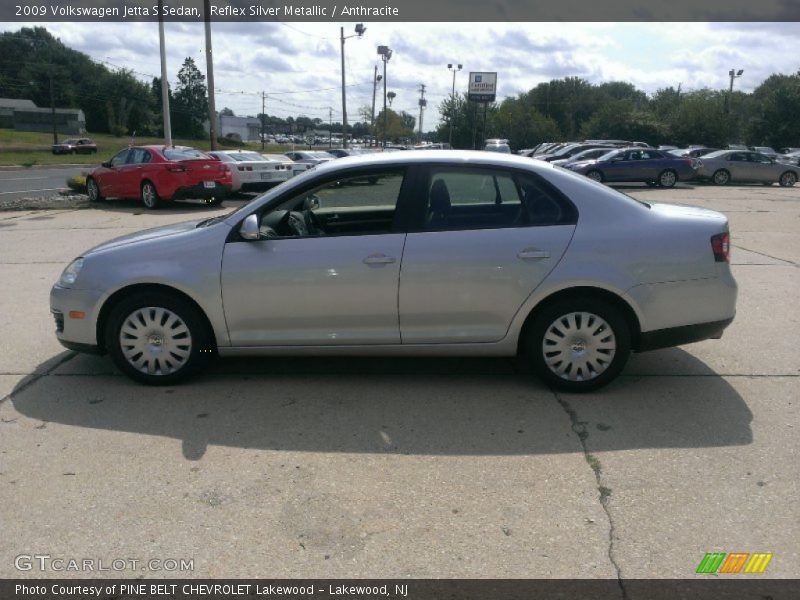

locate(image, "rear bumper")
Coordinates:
171 182 231 200
635 317 734 352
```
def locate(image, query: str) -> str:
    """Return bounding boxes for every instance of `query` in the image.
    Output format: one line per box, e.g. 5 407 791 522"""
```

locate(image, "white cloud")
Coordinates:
2 21 799 130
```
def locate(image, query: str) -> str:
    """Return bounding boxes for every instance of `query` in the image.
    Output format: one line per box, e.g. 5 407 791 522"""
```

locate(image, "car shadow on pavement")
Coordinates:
10 348 752 461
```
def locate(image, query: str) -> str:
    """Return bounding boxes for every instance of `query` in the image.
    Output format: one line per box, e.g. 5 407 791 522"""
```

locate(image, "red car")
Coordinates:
52 138 97 155
86 145 232 209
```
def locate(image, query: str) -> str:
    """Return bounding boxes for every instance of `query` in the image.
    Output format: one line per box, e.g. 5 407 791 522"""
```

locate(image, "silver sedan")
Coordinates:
50 151 737 392
696 150 799 186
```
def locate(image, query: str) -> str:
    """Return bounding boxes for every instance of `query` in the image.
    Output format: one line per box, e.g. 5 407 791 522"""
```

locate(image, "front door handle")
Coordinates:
518 248 550 260
363 253 396 265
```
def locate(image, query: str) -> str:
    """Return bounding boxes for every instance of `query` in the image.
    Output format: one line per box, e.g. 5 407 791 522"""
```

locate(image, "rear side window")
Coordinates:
128 148 151 164
419 167 576 231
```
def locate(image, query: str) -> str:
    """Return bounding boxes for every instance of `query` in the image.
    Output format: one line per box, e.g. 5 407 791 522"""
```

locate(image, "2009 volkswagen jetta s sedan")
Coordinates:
50 151 737 392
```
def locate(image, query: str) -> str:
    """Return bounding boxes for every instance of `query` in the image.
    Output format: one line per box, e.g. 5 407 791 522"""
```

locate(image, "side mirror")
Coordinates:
239 214 260 240
101 161 112 168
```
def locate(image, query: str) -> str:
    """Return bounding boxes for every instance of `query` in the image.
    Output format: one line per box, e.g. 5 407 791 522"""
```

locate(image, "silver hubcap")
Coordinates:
88 180 97 200
119 307 192 376
542 312 616 382
714 171 728 184
660 171 676 186
142 184 156 207
781 173 796 186
587 171 602 182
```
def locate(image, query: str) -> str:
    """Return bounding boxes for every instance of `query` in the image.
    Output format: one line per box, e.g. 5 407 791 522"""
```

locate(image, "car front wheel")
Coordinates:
105 292 214 385
712 169 730 185
585 170 603 182
525 299 631 392
86 178 103 202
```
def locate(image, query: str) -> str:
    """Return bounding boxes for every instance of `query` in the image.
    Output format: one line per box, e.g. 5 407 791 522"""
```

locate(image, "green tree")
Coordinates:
172 57 208 138
374 108 414 143
745 74 800 147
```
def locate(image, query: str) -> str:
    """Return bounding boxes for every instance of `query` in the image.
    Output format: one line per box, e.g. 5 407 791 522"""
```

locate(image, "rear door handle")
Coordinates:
363 253 396 265
518 248 550 260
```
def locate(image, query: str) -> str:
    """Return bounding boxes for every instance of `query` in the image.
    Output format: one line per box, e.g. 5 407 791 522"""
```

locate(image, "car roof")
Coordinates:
304 150 557 175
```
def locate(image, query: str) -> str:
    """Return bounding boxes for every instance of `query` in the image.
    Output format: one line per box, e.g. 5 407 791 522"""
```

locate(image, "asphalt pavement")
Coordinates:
0 184 797 588
0 166 87 203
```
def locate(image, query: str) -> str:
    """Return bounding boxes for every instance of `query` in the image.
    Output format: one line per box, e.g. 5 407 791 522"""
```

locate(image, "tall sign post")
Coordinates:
467 72 497 149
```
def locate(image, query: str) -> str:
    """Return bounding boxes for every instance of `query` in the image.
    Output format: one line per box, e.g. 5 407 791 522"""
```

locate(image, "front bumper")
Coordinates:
50 284 104 352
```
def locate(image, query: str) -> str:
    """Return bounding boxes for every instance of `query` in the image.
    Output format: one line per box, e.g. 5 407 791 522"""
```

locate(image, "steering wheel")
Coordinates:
286 211 308 237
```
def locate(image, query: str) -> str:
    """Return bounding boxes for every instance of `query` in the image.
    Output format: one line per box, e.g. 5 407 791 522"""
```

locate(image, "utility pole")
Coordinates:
261 92 266 151
417 84 427 143
157 0 172 145
329 107 333 149
371 66 382 148
49 70 57 145
203 0 217 149
447 63 462 148
377 45 391 148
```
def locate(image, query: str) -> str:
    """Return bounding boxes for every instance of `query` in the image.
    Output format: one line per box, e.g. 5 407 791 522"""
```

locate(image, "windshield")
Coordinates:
308 152 335 159
596 149 621 161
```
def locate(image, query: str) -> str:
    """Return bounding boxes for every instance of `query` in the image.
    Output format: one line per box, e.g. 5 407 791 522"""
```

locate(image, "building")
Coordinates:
206 114 262 142
0 98 86 134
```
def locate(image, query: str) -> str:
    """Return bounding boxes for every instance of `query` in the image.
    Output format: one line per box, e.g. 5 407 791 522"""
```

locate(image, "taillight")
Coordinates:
711 232 730 262
166 165 187 173
236 166 252 172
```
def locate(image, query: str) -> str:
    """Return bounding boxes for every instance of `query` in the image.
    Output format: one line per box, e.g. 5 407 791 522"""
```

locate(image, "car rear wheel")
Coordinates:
712 169 730 185
586 170 603 182
86 177 103 202
141 181 161 209
658 169 677 188
105 292 214 385
779 171 797 187
525 299 631 392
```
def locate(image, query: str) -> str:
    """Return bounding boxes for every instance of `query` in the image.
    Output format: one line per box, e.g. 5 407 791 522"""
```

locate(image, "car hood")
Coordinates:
85 219 205 255
650 202 726 222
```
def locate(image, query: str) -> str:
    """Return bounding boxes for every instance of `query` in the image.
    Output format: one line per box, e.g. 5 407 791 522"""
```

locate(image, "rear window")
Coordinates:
163 147 209 161
231 152 267 162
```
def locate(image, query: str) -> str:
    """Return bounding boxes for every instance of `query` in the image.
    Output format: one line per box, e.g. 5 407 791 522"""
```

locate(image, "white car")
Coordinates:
207 150 292 192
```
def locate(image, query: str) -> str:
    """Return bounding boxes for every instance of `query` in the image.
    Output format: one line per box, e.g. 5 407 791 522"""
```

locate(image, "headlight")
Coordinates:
58 258 84 287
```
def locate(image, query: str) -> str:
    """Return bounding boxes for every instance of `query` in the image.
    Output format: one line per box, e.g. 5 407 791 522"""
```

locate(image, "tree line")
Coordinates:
436 75 800 149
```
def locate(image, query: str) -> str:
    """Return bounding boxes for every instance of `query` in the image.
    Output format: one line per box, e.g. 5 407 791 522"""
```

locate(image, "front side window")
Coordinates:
258 170 405 238
109 149 129 167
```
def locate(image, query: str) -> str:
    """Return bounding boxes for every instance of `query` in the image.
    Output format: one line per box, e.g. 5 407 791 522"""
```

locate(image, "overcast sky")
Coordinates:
3 22 799 131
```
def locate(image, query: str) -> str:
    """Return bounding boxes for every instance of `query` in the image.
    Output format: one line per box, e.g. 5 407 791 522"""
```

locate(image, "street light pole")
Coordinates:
370 66 382 148
726 68 743 114
447 63 462 148
377 45 392 148
203 0 217 150
340 24 365 149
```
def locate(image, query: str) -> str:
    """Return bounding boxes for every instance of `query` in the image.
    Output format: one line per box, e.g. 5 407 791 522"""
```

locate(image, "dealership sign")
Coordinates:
468 72 497 102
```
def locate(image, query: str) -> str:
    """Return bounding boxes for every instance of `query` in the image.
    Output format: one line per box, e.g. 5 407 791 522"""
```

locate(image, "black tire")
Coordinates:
141 180 161 209
585 170 604 183
658 169 677 188
712 169 730 185
524 298 631 393
105 291 214 385
779 171 797 187
86 177 103 202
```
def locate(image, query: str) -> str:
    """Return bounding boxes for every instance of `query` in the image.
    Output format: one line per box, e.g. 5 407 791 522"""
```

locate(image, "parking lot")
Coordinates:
0 182 797 585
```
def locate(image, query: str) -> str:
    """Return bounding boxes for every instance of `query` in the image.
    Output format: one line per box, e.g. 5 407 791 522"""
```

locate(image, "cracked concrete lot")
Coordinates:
0 185 797 592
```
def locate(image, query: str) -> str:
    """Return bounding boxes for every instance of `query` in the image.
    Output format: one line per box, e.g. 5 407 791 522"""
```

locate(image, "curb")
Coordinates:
0 164 94 171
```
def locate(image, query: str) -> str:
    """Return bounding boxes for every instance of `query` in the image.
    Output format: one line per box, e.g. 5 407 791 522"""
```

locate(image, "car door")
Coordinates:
399 165 577 344
221 167 410 346
602 150 637 181
114 148 149 198
95 149 130 197
726 152 750 181
748 152 774 182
